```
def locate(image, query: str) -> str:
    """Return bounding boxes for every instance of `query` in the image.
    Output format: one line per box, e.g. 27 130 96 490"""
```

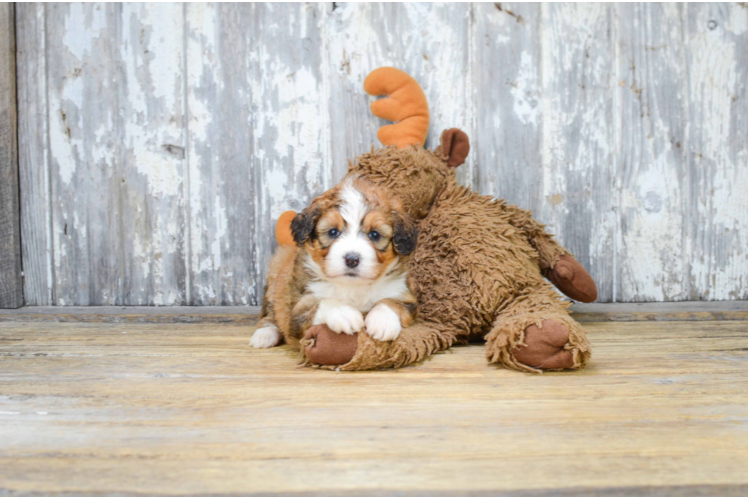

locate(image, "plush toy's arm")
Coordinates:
501 203 598 302
500 202 567 269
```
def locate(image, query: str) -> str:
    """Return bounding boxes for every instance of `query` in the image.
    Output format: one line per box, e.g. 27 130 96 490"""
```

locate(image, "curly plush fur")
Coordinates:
301 131 595 373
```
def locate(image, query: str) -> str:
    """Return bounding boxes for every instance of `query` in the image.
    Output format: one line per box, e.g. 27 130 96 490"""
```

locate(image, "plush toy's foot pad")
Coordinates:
512 320 574 370
548 255 598 303
303 325 358 366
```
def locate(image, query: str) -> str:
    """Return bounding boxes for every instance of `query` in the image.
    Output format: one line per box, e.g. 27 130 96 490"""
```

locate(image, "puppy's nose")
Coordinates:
344 253 360 269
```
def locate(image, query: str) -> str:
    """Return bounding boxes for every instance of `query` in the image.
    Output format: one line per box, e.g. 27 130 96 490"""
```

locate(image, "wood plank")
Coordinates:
118 3 187 305
326 3 475 186
1 302 747 323
38 4 189 306
616 4 690 301
16 3 52 306
0 306 261 324
44 4 124 305
686 3 748 300
0 2 23 309
537 4 616 302
0 320 747 495
474 3 542 208
570 300 748 322
184 4 257 306
185 4 328 306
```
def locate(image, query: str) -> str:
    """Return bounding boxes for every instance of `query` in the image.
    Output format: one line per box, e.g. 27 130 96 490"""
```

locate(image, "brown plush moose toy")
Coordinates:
277 67 598 373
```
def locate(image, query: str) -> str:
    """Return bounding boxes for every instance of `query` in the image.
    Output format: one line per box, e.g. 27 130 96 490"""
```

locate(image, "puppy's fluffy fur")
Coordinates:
249 175 418 350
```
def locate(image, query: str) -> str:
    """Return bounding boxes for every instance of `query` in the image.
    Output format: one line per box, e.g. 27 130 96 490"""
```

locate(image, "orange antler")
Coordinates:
364 67 430 149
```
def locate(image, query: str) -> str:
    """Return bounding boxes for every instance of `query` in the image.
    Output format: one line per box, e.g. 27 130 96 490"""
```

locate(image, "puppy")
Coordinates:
249 175 419 351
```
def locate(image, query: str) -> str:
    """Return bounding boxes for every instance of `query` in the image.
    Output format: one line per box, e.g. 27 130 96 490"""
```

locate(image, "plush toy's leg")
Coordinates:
547 255 598 303
484 288 591 373
501 204 597 303
301 321 458 370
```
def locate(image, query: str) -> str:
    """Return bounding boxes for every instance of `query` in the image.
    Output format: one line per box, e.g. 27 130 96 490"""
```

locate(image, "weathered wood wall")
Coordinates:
0 2 23 309
15 3 748 305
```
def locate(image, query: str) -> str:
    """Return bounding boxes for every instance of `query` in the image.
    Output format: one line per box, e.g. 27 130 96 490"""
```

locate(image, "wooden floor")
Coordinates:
1 314 748 495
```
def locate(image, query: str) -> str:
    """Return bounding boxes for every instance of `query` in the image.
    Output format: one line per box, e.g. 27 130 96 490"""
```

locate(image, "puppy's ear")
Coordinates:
290 204 322 246
392 211 419 256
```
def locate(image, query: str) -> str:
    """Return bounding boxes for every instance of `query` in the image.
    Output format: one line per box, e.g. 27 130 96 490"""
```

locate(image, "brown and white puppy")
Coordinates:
249 175 418 350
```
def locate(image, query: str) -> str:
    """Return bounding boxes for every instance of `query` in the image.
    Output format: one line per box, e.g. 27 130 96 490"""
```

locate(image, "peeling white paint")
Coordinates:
62 3 108 63
731 6 748 35
511 52 540 126
122 4 184 199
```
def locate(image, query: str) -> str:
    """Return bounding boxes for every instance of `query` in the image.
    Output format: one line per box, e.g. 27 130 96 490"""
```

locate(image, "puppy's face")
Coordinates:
291 179 417 282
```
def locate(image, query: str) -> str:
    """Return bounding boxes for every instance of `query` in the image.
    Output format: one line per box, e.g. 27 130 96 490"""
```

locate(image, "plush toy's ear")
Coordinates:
440 128 470 168
364 67 430 149
290 205 322 246
392 211 419 256
275 210 297 246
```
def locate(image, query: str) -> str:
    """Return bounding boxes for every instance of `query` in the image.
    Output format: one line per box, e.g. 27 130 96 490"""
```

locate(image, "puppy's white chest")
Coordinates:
308 275 407 313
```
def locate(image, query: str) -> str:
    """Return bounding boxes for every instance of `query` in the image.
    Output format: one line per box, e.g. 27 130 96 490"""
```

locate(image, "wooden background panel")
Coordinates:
185 3 260 306
16 4 52 306
686 3 748 301
45 3 123 305
474 3 542 207
14 2 748 305
118 3 187 306
186 3 329 306
0 2 22 308
536 3 616 302
616 3 690 302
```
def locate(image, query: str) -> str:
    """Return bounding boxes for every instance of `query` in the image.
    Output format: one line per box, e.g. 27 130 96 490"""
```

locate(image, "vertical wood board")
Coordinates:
686 3 748 301
16 3 52 306
474 2 542 206
0 2 23 308
185 3 328 305
615 4 691 302
118 3 188 306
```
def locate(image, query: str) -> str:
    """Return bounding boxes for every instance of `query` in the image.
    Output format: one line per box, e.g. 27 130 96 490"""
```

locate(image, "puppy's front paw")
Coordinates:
249 325 281 348
325 306 365 335
365 304 402 341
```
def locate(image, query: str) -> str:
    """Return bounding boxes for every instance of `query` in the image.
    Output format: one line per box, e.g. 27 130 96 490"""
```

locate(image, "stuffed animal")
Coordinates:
276 67 598 373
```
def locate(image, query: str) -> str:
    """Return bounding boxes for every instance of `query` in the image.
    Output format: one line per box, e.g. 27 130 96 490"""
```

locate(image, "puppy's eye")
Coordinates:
368 231 380 242
328 228 340 238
